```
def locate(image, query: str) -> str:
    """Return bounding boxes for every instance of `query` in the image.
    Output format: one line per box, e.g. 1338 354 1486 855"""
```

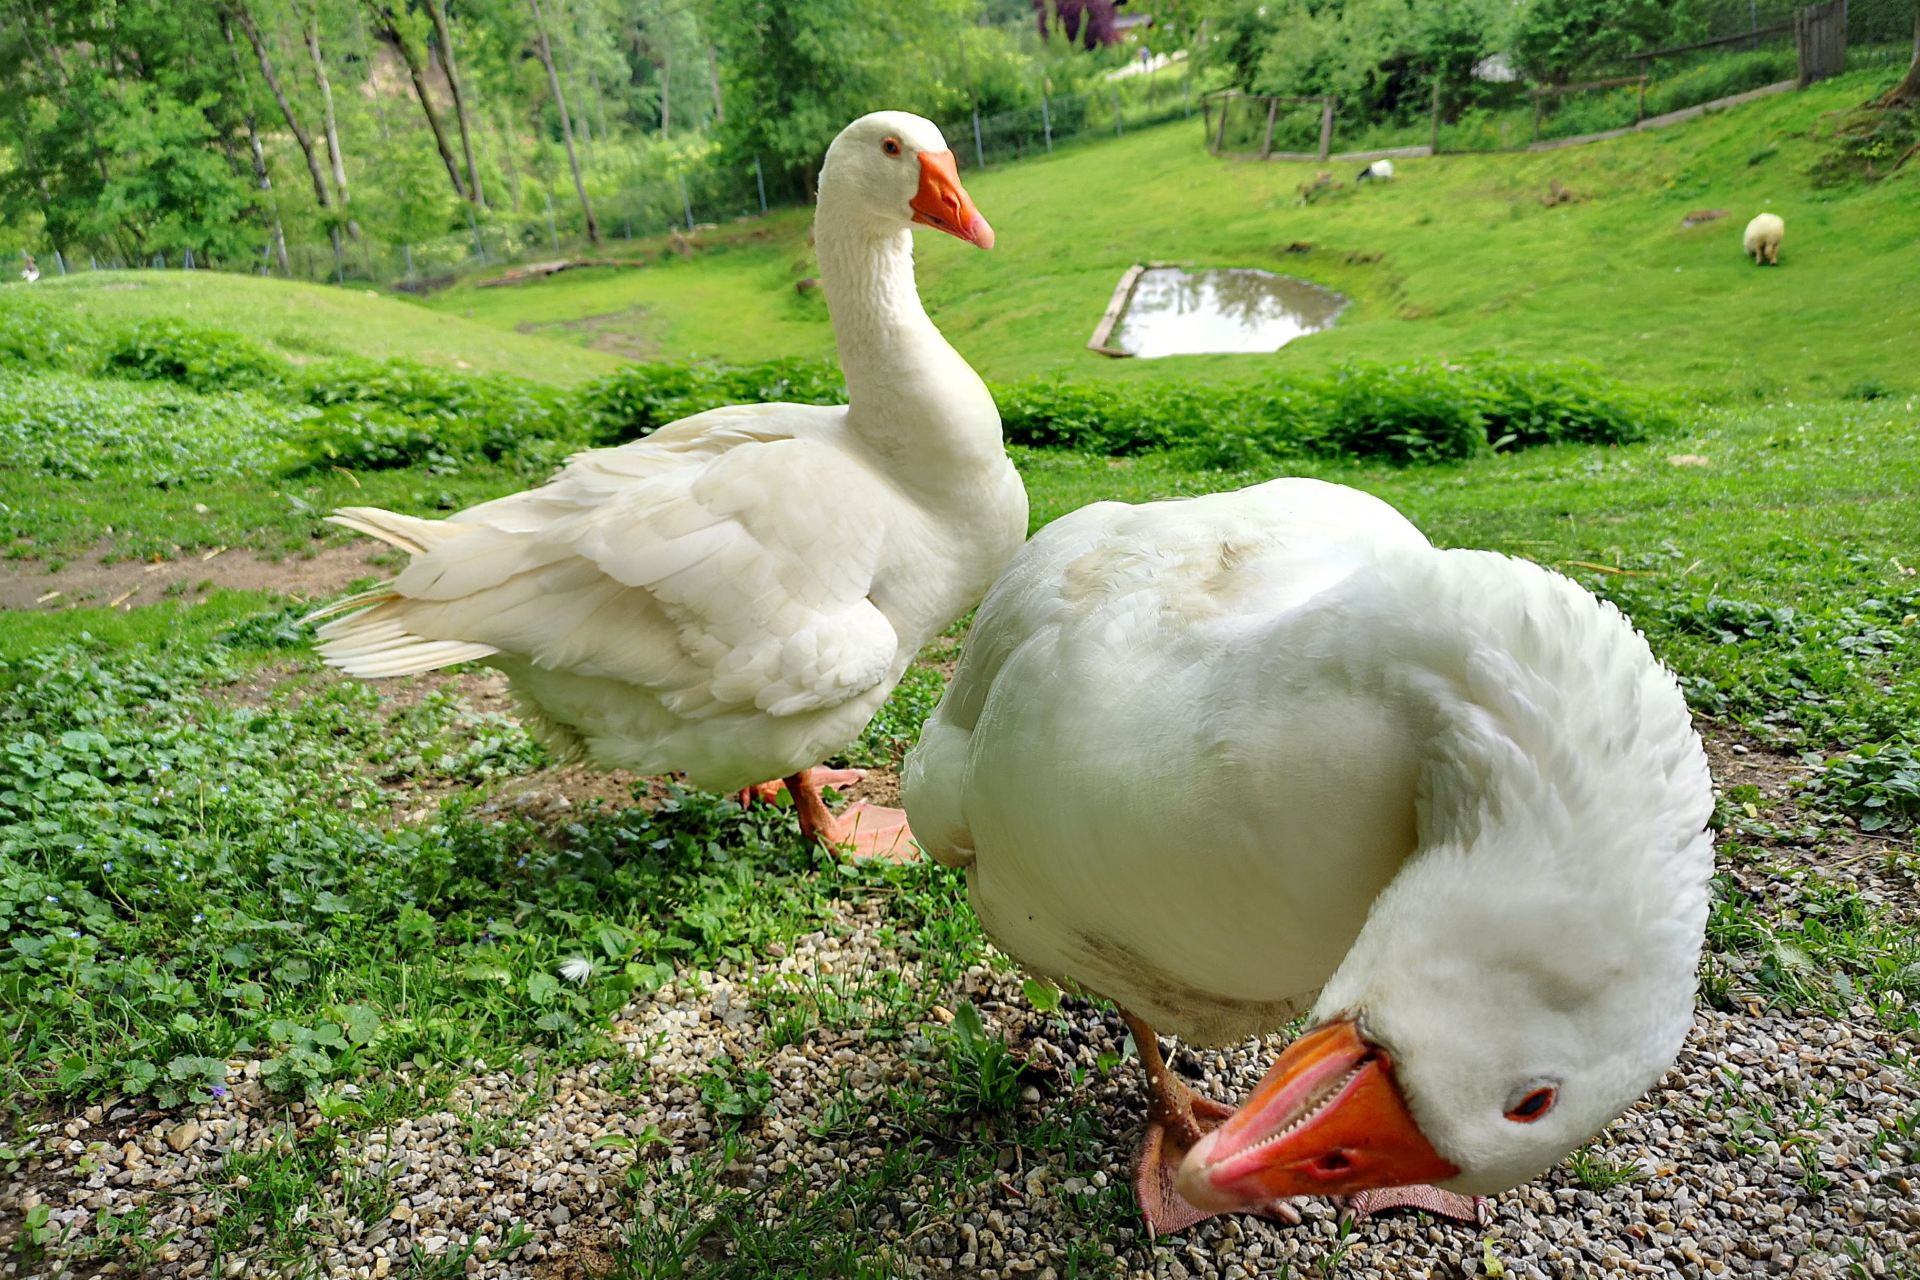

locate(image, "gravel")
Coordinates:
6 767 1918 1278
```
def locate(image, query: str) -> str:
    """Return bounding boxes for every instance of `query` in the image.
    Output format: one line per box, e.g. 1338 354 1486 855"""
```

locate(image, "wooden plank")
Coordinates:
1317 97 1335 161
1087 263 1147 357
1259 97 1280 160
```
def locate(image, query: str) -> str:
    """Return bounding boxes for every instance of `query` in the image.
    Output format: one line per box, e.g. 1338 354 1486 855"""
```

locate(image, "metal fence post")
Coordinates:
545 190 559 251
678 173 693 230
754 155 767 214
1430 76 1442 153
1184 74 1192 118
183 248 193 270
467 206 487 264
89 254 98 271
55 250 67 275
1112 90 1123 136
971 108 985 168
403 244 415 277
1041 91 1052 153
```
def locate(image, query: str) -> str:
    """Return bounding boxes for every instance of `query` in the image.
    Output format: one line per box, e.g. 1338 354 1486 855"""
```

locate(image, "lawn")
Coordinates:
419 68 1918 400
2 63 1918 1280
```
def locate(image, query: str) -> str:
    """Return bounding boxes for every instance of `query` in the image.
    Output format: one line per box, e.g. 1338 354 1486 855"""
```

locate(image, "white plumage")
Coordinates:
905 476 1713 1203
314 113 1026 799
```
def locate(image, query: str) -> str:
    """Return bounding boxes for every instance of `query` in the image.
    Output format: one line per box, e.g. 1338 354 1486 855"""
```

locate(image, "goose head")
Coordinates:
821 112 994 249
1177 798 1711 1211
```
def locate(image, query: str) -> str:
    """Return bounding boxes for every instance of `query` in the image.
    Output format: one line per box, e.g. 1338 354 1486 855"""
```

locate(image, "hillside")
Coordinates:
7 272 623 385
424 67 1917 398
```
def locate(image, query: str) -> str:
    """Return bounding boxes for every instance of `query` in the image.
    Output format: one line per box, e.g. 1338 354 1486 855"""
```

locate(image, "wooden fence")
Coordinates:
1202 92 1337 161
1796 0 1850 83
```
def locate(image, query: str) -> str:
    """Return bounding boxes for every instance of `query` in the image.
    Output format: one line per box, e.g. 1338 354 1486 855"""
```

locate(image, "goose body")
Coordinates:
904 476 1712 1224
315 114 1026 824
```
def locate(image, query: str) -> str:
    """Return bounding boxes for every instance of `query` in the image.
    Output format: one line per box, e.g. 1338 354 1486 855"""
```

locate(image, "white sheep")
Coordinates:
1355 159 1395 183
1743 212 1784 266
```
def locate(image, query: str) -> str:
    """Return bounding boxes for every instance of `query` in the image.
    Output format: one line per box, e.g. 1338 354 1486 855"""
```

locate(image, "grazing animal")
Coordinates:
21 253 38 284
904 477 1712 1234
1743 212 1784 265
312 112 1027 857
1355 159 1395 183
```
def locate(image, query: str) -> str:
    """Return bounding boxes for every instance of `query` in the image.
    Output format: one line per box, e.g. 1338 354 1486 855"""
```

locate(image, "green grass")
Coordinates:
419 67 1917 399
9 271 621 385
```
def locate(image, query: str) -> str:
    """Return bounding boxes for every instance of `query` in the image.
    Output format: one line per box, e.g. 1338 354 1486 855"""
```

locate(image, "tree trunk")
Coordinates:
224 14 291 274
492 106 524 211
1881 4 1920 105
304 12 361 240
367 4 470 200
660 40 671 136
228 3 342 271
707 44 724 124
420 0 485 208
526 0 598 244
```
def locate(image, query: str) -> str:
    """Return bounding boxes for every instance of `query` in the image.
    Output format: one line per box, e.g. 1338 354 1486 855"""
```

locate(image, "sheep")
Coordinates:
1743 212 1784 266
20 253 38 284
1355 159 1395 183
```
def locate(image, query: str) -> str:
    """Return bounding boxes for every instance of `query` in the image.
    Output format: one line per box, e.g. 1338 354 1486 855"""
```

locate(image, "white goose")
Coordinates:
313 113 1027 855
903 477 1713 1232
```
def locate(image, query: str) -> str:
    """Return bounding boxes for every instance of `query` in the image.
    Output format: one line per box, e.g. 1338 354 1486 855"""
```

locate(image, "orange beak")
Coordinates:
1174 1019 1457 1213
909 150 994 249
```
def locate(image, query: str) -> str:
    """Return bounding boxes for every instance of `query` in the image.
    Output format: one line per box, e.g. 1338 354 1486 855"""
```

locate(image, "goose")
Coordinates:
902 477 1712 1233
311 112 1027 856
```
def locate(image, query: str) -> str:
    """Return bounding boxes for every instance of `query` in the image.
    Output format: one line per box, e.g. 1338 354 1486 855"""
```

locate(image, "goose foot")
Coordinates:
1342 1186 1489 1224
1123 1010 1304 1236
742 769 918 862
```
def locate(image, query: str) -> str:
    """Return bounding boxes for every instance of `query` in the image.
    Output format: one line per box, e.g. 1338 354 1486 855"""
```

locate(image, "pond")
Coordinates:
1106 267 1348 359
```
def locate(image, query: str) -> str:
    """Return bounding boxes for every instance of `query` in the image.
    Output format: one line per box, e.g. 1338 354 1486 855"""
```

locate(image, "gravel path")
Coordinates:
7 748 1918 1279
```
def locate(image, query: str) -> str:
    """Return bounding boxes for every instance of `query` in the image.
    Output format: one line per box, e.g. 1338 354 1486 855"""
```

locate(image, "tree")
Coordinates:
363 0 470 202
420 0 486 206
1876 1 1920 107
227 1 345 265
1508 0 1674 85
222 13 290 273
301 5 360 238
1035 0 1119 49
525 0 597 242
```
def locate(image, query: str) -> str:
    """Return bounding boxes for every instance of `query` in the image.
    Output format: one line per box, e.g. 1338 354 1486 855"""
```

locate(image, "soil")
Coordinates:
515 307 657 361
0 542 387 611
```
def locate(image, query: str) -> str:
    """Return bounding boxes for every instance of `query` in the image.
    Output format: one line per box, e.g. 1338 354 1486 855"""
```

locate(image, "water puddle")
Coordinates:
1106 267 1347 358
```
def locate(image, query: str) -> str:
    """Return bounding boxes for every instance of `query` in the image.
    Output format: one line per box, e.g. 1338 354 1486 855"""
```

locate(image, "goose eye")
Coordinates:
1504 1086 1556 1124
881 137 902 157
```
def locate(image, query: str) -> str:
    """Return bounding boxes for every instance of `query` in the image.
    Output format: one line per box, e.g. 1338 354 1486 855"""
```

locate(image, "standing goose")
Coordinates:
903 477 1712 1232
313 112 1027 855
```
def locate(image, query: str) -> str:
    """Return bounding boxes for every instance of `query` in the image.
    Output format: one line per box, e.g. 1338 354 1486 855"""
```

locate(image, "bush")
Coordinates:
579 357 845 445
100 318 284 393
293 358 572 462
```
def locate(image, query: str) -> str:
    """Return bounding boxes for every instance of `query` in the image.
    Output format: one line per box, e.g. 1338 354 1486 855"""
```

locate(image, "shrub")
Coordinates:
101 318 284 393
293 357 573 462
1810 736 1920 831
580 357 845 445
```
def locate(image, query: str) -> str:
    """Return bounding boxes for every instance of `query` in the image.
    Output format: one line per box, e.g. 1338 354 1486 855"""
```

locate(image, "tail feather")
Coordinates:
307 506 498 678
327 506 472 557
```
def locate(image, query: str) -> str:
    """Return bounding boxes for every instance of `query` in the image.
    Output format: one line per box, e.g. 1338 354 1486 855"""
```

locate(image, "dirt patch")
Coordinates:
845 764 903 810
0 542 387 611
516 307 657 361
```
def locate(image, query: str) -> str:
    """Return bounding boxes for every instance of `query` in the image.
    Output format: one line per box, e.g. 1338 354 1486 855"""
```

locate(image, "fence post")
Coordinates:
1316 97 1334 161
467 206 487 264
545 190 559 251
1259 97 1279 160
971 108 985 168
678 173 693 230
753 155 767 214
1111 90 1123 136
1213 93 1231 153
1183 74 1192 118
1430 76 1442 153
1041 91 1052 154
89 254 98 271
1636 75 1647 123
403 244 415 278
183 248 193 270
1532 91 1544 144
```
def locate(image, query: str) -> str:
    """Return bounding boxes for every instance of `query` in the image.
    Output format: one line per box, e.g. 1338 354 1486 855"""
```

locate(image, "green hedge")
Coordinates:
0 310 1668 469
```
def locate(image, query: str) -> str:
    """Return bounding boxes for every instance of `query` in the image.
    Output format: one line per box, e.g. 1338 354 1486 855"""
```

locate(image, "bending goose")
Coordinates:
903 477 1712 1232
313 113 1027 855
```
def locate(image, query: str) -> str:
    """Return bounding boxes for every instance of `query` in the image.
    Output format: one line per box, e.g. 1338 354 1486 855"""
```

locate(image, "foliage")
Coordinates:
581 355 1664 464
1809 737 1920 831
102 320 285 394
1509 0 1677 84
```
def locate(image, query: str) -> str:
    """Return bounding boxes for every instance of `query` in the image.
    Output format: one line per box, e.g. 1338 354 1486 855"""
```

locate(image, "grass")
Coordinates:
418 68 1917 399
7 271 621 385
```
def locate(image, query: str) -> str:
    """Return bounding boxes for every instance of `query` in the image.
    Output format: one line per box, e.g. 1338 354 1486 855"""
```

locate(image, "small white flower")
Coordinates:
558 957 595 985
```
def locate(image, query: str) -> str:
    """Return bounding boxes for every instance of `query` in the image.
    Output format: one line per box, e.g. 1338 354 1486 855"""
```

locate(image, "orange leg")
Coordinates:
1123 1009 1302 1237
736 768 917 862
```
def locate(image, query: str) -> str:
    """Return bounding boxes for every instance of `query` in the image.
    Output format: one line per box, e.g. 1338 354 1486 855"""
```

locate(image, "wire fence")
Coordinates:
1205 0 1911 162
9 70 1200 294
